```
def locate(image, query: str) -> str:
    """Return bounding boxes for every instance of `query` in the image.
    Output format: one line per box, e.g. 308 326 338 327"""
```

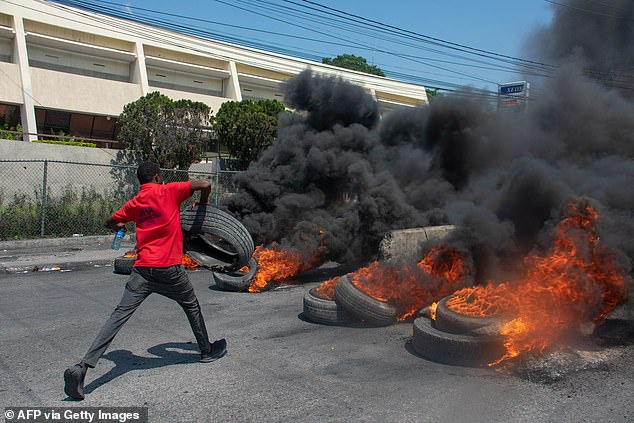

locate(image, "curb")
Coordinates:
1 255 119 274
0 235 137 274
0 235 137 250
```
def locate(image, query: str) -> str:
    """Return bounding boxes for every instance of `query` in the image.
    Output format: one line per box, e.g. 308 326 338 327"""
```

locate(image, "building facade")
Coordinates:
0 0 428 148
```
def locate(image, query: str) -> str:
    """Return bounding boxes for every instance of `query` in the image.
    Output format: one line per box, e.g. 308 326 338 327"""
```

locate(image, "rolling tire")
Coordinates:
303 287 348 325
334 274 397 326
113 256 135 275
181 205 254 269
212 257 258 292
412 317 505 367
434 295 506 335
197 233 240 260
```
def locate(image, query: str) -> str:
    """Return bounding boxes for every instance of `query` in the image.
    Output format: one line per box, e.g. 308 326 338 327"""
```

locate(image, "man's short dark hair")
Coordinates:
137 161 161 184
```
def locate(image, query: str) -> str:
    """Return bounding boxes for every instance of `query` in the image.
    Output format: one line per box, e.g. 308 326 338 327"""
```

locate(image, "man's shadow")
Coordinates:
83 342 200 395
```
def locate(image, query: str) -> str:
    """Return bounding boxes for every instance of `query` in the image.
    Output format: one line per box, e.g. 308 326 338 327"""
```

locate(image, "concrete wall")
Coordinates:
0 62 23 104
0 139 218 200
0 139 141 199
379 225 456 264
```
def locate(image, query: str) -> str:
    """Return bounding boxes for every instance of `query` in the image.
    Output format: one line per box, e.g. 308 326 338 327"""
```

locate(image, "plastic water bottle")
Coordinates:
111 227 126 250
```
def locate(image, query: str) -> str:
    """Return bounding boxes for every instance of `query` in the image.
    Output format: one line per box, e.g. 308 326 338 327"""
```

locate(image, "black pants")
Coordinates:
82 265 210 367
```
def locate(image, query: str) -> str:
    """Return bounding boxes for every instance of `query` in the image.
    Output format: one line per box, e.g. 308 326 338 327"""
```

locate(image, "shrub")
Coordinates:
33 139 97 148
0 186 128 240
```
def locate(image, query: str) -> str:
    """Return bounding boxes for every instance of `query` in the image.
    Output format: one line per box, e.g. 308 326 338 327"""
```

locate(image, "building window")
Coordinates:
69 113 93 138
92 115 116 139
0 104 20 127
35 108 116 141
42 109 71 135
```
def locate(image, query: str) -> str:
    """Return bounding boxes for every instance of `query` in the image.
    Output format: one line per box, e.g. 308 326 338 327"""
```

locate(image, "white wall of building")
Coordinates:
0 0 428 147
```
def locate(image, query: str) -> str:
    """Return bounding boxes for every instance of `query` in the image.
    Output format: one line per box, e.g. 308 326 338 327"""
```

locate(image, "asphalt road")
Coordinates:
1 264 633 423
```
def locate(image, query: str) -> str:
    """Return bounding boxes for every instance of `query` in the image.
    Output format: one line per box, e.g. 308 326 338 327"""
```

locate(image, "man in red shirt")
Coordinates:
64 161 226 400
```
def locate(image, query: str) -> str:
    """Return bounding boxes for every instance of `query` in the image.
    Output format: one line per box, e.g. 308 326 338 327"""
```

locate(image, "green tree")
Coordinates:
322 54 385 77
426 88 441 102
214 99 286 169
116 92 212 170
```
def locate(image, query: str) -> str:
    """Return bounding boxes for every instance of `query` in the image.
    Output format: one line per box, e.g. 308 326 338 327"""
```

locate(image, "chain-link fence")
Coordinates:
0 160 239 240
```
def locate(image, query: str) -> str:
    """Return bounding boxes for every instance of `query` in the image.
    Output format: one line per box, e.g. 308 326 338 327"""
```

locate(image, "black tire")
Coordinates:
113 256 135 275
197 233 240 260
334 274 397 326
412 317 505 367
212 257 258 292
181 205 254 269
434 295 506 335
303 287 348 325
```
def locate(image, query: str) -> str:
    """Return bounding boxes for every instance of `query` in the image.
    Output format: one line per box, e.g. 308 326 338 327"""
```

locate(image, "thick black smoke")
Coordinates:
224 1 634 286
224 71 422 264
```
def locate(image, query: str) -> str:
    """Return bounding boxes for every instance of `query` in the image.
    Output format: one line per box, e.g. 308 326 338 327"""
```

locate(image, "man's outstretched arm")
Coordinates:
190 179 212 204
104 216 126 231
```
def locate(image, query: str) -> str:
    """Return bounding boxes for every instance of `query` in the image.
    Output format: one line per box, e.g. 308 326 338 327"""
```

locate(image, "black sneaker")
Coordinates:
200 338 227 363
64 363 87 400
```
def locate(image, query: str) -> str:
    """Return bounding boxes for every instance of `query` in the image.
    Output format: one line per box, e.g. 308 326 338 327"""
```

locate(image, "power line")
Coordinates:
292 0 556 70
48 0 634 92
38 0 628 97
55 0 513 88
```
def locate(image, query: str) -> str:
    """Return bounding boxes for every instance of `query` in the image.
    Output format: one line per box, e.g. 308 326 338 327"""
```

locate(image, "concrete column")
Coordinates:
131 41 149 96
12 15 37 142
224 61 242 101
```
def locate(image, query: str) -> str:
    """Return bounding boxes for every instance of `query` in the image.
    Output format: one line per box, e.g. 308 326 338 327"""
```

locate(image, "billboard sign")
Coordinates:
498 81 529 113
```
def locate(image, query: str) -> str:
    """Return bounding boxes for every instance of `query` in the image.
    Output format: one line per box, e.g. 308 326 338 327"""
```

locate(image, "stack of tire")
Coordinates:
180 204 258 292
304 277 507 367
411 295 507 367
303 274 398 326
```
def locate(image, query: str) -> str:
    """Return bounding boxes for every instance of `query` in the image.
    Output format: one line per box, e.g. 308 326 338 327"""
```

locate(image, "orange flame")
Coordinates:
123 250 137 258
247 243 325 292
182 255 200 269
313 277 339 300
350 246 473 320
445 199 628 366
447 284 514 317
430 302 438 320
120 250 199 269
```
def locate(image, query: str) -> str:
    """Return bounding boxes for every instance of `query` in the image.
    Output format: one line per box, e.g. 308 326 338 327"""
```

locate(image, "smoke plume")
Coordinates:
223 1 634 287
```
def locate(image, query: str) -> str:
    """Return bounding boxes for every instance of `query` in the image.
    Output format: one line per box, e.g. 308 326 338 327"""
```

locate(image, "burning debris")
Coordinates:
349 245 473 320
446 199 628 366
313 277 338 300
301 245 472 326
246 243 326 292
218 0 633 372
181 255 200 269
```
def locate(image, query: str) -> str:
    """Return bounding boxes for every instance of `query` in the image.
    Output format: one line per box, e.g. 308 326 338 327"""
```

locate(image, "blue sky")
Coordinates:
77 0 555 93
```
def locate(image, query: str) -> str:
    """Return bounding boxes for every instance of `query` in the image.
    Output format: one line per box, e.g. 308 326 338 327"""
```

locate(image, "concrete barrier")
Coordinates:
379 225 456 264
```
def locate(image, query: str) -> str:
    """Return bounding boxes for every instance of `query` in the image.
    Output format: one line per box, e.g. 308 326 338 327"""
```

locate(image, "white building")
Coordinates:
0 0 428 148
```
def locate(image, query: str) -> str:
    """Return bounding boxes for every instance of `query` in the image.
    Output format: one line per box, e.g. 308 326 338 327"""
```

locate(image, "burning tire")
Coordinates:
113 256 135 275
181 205 254 270
434 295 506 335
412 317 505 367
303 287 348 325
212 257 258 292
335 274 397 326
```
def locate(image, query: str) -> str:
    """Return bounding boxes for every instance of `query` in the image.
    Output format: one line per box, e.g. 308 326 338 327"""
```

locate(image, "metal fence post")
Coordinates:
40 159 48 237
214 166 220 205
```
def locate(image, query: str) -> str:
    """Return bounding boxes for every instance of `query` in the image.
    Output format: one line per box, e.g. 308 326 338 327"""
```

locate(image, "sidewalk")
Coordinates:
0 235 137 273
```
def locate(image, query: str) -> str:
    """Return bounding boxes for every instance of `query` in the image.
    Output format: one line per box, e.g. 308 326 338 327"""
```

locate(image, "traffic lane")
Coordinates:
0 267 632 423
